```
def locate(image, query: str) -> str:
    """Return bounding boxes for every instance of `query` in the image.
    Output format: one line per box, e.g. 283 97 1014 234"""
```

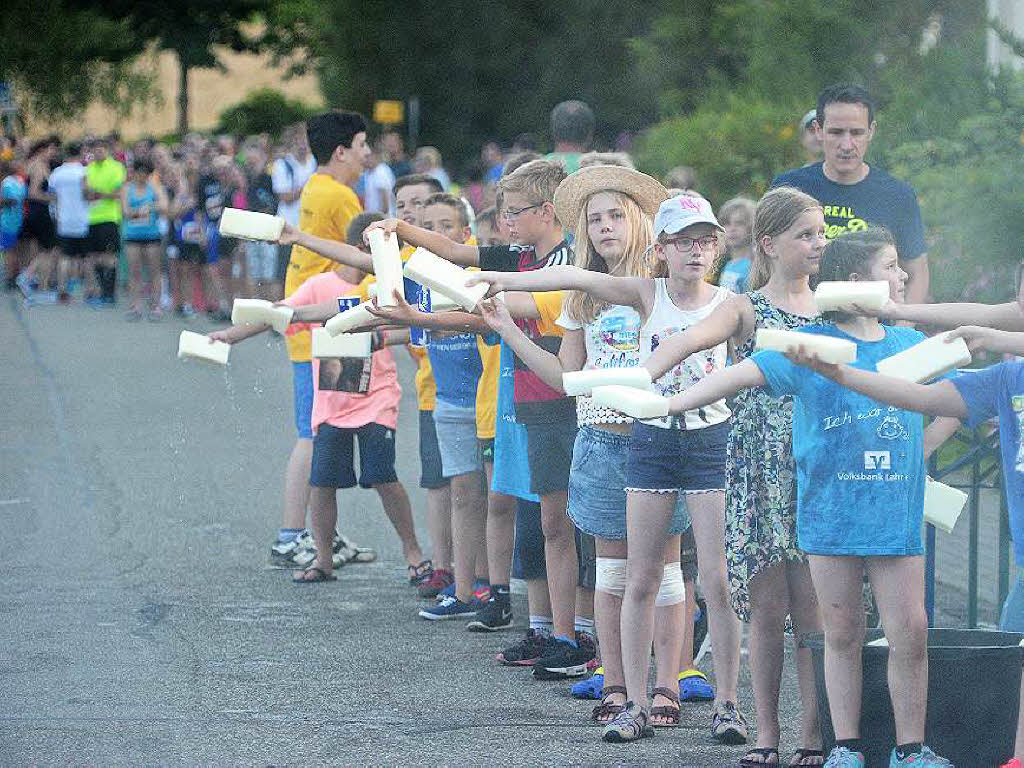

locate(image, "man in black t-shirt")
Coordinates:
772 84 930 303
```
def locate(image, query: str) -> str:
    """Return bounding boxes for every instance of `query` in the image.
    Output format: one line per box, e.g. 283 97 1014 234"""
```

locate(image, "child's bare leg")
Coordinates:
747 562 790 751
595 538 628 715
541 488 577 639
787 558 823 752
651 539 685 725
484 464 515 587
679 575 697 671
303 485 337 577
1015 673 1024 760
450 470 486 601
375 480 425 568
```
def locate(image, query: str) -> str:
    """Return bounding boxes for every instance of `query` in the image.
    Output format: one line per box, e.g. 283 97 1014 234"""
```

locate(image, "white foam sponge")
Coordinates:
403 248 490 312
814 281 890 312
219 208 284 242
367 229 404 307
231 298 294 334
590 385 669 420
178 331 230 365
311 327 371 358
563 368 653 397
923 477 968 534
876 331 972 384
755 328 857 364
325 302 376 337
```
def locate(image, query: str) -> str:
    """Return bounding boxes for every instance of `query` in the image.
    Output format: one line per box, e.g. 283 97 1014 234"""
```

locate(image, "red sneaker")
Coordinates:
417 568 454 599
1000 759 1021 768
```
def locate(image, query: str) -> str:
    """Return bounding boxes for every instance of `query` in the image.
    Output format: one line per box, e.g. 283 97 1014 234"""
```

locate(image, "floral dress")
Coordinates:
725 290 820 620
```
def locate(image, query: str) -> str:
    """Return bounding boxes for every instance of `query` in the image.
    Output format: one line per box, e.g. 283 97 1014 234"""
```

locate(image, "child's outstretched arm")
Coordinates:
864 299 1024 332
478 297 583 393
278 224 372 272
786 348 969 419
208 323 268 345
363 218 480 266
469 266 647 314
645 295 750 381
667 359 765 416
361 289 546 335
948 325 1024 356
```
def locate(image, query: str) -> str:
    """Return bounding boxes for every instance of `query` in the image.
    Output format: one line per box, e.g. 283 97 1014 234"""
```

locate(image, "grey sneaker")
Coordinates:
710 700 749 744
602 701 654 743
269 531 311 569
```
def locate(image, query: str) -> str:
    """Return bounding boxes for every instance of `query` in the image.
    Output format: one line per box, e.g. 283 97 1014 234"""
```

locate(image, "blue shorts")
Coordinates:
310 422 398 489
0 230 17 250
512 498 545 580
626 420 729 494
569 426 690 540
292 362 314 439
418 409 449 489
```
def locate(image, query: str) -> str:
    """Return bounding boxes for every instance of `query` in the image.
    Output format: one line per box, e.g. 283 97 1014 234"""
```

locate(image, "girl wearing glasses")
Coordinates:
472 190 746 745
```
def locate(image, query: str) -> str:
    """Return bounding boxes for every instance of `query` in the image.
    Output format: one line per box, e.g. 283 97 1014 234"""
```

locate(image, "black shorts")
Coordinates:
525 418 577 496
310 422 398 489
512 499 545 580
22 203 56 250
59 236 90 258
478 437 495 464
88 222 120 254
679 526 698 583
175 243 204 264
418 409 450 489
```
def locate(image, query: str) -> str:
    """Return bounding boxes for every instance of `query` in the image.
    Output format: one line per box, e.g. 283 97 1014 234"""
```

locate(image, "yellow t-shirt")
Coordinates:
284 173 362 361
532 290 566 337
475 336 500 439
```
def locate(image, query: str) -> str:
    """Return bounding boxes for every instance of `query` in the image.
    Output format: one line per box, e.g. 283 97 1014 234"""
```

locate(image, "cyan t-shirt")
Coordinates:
1 174 27 234
718 257 751 294
427 333 482 409
952 361 1024 564
752 324 927 555
492 341 539 501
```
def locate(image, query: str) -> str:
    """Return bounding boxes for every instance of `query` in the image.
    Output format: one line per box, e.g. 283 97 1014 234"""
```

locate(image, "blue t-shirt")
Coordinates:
771 162 926 260
952 361 1024 564
492 341 539 501
718 257 751 294
752 324 927 555
1 174 27 234
427 333 482 409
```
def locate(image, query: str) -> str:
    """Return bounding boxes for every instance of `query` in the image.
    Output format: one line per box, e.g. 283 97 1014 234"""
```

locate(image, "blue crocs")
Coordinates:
570 667 604 699
679 668 715 701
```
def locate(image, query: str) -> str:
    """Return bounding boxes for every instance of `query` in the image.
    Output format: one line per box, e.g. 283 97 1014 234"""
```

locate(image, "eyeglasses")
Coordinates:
661 235 719 253
503 202 543 220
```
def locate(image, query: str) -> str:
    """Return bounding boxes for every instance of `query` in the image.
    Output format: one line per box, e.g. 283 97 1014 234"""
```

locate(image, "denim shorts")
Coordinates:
292 362 314 439
418 409 449 489
625 420 730 494
433 399 483 478
569 426 690 540
310 422 398 489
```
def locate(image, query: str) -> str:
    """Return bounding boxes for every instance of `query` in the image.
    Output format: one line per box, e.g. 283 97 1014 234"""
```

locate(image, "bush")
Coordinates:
632 92 806 204
216 88 317 138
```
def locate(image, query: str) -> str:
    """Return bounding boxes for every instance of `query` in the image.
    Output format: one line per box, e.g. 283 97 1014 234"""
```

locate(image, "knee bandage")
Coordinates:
655 563 685 606
595 557 627 598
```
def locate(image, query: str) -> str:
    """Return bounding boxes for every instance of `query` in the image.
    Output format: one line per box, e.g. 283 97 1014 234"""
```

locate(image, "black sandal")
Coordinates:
407 559 433 586
591 685 626 724
789 748 824 766
649 686 680 727
293 566 337 584
739 747 780 767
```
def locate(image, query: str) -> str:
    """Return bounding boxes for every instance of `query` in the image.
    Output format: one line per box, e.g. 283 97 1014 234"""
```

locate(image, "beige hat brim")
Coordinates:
553 165 668 230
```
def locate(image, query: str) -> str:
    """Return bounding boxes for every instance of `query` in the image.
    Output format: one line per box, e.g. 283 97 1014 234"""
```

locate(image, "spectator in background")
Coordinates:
242 147 281 299
481 141 505 185
381 130 412 178
800 109 824 165
663 166 699 196
579 151 634 169
272 124 317 285
1 156 27 288
712 197 757 293
547 100 595 174
361 145 396 216
511 133 538 154
414 146 451 191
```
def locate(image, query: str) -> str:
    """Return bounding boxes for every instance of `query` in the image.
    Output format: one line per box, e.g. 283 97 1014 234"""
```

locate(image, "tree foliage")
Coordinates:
216 88 317 137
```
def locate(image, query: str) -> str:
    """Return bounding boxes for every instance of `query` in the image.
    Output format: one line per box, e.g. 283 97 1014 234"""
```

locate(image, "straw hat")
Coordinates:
553 165 668 230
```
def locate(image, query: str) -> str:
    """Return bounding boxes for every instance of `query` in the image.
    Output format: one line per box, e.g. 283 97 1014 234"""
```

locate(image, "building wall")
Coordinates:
27 46 323 140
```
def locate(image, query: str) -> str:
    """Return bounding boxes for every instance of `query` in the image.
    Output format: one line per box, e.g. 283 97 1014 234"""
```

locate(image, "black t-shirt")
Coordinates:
247 172 277 215
479 241 576 424
771 162 926 260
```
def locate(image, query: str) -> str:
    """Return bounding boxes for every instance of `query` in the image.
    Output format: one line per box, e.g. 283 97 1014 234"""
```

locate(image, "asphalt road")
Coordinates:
1 293 806 766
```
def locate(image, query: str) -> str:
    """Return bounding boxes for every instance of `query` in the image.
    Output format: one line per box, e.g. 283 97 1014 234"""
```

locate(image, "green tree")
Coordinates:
216 88 316 137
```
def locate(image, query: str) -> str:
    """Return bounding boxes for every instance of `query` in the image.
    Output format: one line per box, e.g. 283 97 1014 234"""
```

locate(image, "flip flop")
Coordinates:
740 747 780 767
788 748 824 766
293 566 337 584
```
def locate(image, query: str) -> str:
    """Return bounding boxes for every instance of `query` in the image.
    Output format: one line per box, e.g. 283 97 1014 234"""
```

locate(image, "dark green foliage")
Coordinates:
216 88 316 138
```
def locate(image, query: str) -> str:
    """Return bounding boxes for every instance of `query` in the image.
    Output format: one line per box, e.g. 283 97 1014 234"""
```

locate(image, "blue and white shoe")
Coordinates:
888 746 953 766
570 667 604 699
418 595 478 621
824 746 866 767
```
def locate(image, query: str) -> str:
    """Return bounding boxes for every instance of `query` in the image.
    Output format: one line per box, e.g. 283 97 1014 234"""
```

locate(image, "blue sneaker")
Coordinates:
418 595 478 621
570 667 604 699
679 668 715 701
440 577 488 599
888 746 953 766
824 747 865 767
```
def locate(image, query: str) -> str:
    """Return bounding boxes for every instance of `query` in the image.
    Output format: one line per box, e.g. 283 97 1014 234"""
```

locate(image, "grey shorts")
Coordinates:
246 240 278 281
433 399 483 478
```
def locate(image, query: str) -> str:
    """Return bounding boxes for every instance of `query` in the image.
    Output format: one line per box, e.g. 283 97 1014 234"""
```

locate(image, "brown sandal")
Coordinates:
649 686 680 727
591 685 627 724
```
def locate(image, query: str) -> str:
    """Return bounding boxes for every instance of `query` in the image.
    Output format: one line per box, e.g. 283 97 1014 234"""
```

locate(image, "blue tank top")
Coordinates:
123 184 161 241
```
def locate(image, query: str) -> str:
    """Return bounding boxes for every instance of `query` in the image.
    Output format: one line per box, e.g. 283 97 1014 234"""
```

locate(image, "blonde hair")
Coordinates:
564 190 662 325
497 159 567 213
748 186 822 291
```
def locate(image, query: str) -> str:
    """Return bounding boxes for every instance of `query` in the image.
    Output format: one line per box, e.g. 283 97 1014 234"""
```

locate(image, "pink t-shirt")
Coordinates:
283 272 401 433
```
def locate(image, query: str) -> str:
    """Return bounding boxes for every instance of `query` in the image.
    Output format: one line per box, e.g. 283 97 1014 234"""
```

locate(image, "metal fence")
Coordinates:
927 424 1013 627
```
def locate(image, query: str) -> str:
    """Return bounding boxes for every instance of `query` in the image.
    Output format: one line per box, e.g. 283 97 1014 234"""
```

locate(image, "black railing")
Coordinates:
927 424 1013 627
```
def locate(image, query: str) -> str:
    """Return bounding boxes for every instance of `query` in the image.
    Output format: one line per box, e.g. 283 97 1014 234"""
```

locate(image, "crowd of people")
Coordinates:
3 89 1022 768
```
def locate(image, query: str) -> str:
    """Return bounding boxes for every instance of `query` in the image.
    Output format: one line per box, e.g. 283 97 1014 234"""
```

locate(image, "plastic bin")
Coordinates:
802 628 1023 767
